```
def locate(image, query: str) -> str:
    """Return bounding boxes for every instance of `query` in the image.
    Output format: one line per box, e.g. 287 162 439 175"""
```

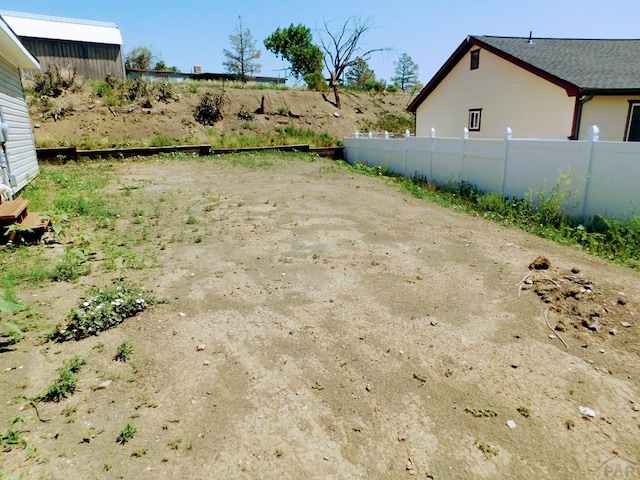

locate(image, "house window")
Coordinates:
625 101 640 141
468 109 482 131
470 50 480 70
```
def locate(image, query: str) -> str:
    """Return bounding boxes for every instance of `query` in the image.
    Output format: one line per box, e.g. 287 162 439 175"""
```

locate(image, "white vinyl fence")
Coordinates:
344 127 640 222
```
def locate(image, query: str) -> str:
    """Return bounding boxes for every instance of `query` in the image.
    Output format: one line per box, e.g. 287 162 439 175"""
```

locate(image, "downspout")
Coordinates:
571 94 594 140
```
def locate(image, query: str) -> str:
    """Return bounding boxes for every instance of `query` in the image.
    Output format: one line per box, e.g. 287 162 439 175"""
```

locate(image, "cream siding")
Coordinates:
415 48 576 139
578 96 640 141
0 55 39 192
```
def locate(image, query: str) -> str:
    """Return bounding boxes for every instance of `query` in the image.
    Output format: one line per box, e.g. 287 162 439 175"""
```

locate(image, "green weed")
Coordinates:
1 418 27 452
116 424 136 444
41 356 87 402
114 341 134 362
475 439 499 459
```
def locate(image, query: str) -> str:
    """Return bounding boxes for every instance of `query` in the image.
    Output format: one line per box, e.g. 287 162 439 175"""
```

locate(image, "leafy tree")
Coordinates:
223 16 262 81
153 61 178 72
392 53 420 93
345 57 376 90
124 46 154 70
319 16 388 108
264 24 324 89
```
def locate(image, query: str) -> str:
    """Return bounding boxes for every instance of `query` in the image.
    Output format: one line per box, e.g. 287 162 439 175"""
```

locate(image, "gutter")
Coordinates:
570 94 594 140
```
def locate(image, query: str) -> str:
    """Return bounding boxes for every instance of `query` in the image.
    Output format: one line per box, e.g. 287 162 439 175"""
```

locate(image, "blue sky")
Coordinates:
3 0 640 85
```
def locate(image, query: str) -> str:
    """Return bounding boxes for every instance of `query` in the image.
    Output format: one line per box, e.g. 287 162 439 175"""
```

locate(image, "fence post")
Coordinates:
581 125 599 221
461 127 469 182
429 127 436 180
501 127 512 195
403 129 409 178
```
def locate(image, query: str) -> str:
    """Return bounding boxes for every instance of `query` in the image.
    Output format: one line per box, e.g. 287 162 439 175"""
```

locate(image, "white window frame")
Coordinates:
468 108 482 131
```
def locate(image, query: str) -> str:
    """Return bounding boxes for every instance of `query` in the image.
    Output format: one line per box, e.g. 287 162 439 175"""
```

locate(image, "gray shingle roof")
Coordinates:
473 36 640 91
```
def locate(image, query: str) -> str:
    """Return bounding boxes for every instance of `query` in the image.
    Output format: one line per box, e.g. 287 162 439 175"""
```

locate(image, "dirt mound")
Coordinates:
519 259 638 354
27 84 415 148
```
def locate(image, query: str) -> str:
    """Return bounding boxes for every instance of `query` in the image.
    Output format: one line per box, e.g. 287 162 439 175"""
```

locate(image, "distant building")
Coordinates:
0 10 124 79
126 68 287 86
0 13 40 192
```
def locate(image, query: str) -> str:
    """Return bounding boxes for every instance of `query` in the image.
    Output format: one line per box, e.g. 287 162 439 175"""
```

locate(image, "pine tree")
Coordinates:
392 53 419 93
223 16 262 82
345 57 376 90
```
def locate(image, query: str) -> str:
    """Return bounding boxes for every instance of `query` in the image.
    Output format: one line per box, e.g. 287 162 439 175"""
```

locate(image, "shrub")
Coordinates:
194 92 226 125
237 105 255 121
155 80 177 103
32 65 83 97
304 70 329 92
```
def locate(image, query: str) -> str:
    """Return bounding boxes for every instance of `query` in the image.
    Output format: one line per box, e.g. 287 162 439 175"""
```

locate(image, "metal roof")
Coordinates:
0 10 122 46
0 15 40 69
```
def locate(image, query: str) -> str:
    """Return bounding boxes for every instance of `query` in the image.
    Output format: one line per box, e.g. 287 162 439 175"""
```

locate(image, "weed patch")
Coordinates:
52 280 154 342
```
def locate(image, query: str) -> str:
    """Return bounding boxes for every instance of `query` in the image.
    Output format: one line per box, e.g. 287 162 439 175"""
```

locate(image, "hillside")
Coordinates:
25 80 416 149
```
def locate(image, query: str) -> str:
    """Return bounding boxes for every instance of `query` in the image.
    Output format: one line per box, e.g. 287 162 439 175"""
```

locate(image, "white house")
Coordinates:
0 13 40 193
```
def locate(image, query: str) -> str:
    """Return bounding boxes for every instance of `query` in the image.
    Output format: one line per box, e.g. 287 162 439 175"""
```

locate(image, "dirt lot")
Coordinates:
1 155 639 479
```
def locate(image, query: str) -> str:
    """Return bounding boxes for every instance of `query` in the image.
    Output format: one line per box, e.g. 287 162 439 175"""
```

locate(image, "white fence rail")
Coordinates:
344 127 640 221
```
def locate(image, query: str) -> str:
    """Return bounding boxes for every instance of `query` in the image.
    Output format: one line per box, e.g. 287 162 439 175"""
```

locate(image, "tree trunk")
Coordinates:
330 71 341 109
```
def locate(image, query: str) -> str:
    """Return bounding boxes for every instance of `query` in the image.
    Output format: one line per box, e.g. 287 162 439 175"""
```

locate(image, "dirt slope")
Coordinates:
27 84 414 148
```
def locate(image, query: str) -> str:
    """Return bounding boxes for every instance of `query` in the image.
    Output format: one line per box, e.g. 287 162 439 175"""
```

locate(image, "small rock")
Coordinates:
506 420 516 429
430 319 438 326
632 405 640 412
599 349 605 354
524 279 533 285
571 267 580 274
617 297 628 305
203 360 210 366
398 434 407 442
548 334 556 339
333 112 340 118
555 322 566 332
582 319 601 332
97 380 112 389
621 321 631 328
196 344 206 351
609 329 617 336
579 405 597 418
179 312 186 317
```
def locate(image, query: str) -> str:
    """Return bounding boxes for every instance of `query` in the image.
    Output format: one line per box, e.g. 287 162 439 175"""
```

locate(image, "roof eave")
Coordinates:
0 16 39 69
407 36 471 112
580 87 640 96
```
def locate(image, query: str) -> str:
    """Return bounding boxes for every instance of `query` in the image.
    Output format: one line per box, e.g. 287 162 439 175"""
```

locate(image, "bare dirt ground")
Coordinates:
1 155 640 479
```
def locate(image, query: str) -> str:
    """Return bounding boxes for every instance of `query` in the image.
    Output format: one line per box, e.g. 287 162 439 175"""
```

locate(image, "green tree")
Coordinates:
223 16 262 81
124 46 154 70
392 53 419 93
345 57 376 90
264 24 324 89
153 61 178 72
319 16 388 108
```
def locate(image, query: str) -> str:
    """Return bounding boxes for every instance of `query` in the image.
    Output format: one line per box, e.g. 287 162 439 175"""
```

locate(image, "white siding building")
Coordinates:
0 13 40 192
